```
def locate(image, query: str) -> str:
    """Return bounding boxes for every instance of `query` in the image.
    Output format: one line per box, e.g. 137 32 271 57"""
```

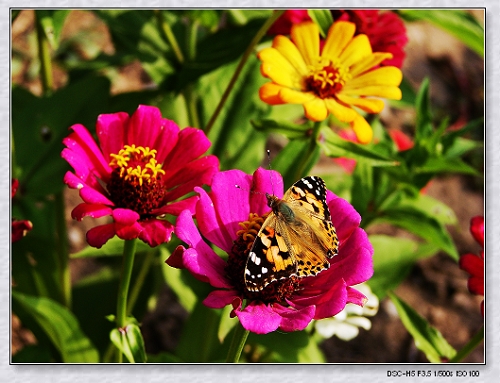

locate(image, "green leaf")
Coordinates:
399 9 484 57
374 206 458 259
307 10 333 37
389 292 457 362
399 194 457 226
416 157 479 175
95 10 176 84
320 127 397 166
125 322 147 363
414 78 433 143
12 76 111 196
368 235 438 300
271 138 320 188
176 301 222 362
350 158 373 216
198 55 270 173
12 291 99 363
251 119 311 140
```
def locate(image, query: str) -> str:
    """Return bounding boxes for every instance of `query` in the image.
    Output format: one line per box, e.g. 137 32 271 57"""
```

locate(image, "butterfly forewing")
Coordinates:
244 176 339 292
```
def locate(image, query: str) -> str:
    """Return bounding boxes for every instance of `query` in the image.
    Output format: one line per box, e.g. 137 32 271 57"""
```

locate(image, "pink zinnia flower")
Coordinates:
459 216 484 316
11 179 33 242
167 168 373 334
62 105 219 248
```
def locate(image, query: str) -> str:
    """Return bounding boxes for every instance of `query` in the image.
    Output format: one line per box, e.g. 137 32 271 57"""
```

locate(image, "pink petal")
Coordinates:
152 118 180 164
125 105 164 149
96 111 129 160
114 221 143 241
71 203 113 220
79 184 114 205
210 170 253 241
64 124 112 180
112 208 140 225
86 224 117 248
470 216 484 248
163 155 219 201
166 245 186 269
162 128 212 173
346 286 368 306
235 302 282 334
326 191 362 242
203 289 239 309
174 210 231 288
61 148 108 193
138 218 174 247
153 195 198 216
312 279 348 319
272 303 315 332
249 168 284 215
195 186 235 253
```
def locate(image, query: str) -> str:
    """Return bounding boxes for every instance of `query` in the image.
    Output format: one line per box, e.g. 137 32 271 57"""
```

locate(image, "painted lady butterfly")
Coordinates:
244 176 339 292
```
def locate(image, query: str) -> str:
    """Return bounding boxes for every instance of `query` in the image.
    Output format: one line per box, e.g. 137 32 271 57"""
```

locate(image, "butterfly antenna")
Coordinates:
267 149 275 196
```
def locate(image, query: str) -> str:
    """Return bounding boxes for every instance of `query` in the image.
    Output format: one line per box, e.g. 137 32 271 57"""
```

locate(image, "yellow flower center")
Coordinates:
306 58 352 99
107 145 167 216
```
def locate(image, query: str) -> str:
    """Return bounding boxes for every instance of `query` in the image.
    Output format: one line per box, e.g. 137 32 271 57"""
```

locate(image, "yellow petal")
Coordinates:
324 98 357 122
339 34 372 68
291 21 319 66
322 21 356 61
351 115 373 144
345 66 403 89
342 85 402 100
258 47 305 88
259 83 286 105
272 35 309 76
350 52 393 77
279 87 316 104
303 98 328 121
336 94 386 113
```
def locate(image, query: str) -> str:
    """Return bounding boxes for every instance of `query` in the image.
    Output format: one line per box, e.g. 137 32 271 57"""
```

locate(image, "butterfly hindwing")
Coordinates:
244 176 339 292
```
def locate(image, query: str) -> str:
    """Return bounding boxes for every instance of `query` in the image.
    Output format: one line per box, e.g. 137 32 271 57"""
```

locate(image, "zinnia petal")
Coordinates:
335 94 385 113
351 115 374 144
291 21 319 66
272 35 309 76
259 83 287 105
258 47 305 88
324 98 358 122
339 34 372 68
235 303 282 334
322 21 356 62
303 98 328 121
86 224 117 248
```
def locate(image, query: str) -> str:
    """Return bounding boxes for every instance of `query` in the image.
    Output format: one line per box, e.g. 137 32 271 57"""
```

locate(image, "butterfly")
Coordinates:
244 176 339 292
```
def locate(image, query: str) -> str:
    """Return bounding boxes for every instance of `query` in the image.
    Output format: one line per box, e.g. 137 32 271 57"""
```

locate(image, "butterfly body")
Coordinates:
244 176 339 292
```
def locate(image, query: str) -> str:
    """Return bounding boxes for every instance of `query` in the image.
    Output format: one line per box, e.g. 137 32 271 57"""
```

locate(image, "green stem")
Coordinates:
449 325 484 363
293 121 323 180
115 238 138 362
155 10 184 64
54 192 71 308
126 250 155 316
204 10 285 135
225 321 250 363
35 11 53 95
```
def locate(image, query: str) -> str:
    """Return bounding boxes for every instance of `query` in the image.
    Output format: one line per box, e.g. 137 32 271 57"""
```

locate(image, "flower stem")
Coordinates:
35 11 53 95
293 121 322 181
449 325 484 363
225 321 250 363
115 238 138 362
204 10 284 135
126 250 154 316
155 10 184 64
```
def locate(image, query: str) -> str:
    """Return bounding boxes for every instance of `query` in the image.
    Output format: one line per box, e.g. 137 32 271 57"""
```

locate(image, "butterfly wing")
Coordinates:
284 176 339 276
244 214 296 292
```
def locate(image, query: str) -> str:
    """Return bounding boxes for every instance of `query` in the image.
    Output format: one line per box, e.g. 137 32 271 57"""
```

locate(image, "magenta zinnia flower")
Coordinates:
167 168 373 334
62 105 219 248
459 216 484 316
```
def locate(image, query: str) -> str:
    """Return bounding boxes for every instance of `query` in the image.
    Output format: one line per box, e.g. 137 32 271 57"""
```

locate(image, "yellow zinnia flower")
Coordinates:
258 20 403 143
